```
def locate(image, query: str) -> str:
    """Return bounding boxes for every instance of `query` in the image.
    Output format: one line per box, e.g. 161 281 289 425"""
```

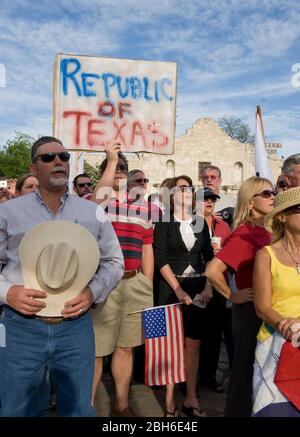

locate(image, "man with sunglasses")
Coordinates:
73 173 94 198
90 143 154 417
0 136 124 417
201 165 235 227
128 169 161 223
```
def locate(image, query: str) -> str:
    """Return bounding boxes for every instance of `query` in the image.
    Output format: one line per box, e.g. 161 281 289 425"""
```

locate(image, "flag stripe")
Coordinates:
168 306 175 383
162 336 167 385
169 306 177 383
178 306 186 381
166 308 172 384
173 305 181 383
152 337 156 384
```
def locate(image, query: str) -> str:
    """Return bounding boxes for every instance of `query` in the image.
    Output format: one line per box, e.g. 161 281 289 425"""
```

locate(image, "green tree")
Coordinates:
0 131 35 178
84 161 99 184
218 115 255 144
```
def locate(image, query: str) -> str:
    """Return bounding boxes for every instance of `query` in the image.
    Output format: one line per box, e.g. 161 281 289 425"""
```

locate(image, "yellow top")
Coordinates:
257 245 300 342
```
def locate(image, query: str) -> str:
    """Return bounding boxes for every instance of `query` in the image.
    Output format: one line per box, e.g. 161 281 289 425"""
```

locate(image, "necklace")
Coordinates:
281 239 300 274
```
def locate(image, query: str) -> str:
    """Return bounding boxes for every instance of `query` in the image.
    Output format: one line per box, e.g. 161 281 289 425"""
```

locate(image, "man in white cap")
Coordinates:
0 136 124 417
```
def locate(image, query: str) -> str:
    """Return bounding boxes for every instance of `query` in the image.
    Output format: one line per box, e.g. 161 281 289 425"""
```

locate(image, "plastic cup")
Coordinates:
211 236 221 251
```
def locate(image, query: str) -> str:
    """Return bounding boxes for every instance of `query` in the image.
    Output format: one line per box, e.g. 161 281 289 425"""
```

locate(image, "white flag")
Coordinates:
255 106 274 183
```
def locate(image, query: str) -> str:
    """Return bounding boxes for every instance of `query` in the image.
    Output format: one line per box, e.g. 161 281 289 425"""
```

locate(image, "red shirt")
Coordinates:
216 222 271 289
107 197 153 270
210 216 231 246
86 194 153 270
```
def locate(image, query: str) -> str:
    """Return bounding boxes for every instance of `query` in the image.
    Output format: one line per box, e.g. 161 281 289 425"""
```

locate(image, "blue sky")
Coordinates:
0 0 300 157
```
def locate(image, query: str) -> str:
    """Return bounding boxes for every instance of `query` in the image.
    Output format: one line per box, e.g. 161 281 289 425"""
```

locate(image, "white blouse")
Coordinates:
174 216 197 275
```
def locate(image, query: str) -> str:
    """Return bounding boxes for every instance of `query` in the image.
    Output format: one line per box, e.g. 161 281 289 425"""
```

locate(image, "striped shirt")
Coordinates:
0 191 124 304
107 197 153 270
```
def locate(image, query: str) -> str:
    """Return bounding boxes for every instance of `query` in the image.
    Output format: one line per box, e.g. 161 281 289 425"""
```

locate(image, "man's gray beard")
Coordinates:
49 175 68 187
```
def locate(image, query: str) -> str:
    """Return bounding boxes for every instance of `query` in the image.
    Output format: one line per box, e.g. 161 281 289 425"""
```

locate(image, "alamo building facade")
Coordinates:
85 117 283 197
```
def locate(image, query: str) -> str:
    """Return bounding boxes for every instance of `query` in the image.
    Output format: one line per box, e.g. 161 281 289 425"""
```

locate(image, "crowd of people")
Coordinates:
0 137 300 417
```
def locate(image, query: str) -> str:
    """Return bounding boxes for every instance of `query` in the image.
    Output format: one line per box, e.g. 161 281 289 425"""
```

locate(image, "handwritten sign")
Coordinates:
53 54 177 154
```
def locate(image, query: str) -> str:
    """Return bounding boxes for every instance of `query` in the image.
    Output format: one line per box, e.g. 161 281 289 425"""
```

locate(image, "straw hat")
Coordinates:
19 221 100 316
264 186 300 232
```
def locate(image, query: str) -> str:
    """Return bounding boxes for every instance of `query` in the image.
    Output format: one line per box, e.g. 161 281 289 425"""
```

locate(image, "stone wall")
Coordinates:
85 117 283 193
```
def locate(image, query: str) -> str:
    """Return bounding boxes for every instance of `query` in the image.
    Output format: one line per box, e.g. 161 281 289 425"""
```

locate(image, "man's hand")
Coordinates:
105 142 121 162
0 188 14 203
6 285 47 315
62 286 94 319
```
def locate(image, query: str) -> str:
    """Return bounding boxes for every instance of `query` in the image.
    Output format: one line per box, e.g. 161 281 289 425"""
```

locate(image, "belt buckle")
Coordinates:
123 268 140 280
37 316 64 324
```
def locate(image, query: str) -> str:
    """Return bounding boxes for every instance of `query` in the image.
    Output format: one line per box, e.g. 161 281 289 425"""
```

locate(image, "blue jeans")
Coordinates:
0 306 95 417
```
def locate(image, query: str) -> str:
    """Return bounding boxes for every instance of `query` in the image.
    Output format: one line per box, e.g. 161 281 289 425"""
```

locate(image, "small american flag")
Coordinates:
143 304 186 386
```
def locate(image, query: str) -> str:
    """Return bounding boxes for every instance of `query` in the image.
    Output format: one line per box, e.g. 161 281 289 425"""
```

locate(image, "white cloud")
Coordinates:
0 0 299 160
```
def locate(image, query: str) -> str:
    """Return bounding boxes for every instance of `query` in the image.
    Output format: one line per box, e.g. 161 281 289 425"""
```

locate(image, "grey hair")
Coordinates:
31 136 63 162
282 153 300 175
202 165 222 178
128 169 144 183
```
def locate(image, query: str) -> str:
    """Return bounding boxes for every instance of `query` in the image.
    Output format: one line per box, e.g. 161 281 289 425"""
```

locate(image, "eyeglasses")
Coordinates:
34 152 71 163
116 164 128 173
133 178 149 184
201 175 218 181
176 185 195 193
253 189 276 199
284 204 300 215
204 197 217 203
77 182 93 188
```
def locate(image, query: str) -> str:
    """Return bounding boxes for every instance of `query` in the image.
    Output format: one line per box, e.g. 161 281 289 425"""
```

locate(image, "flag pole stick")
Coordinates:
128 302 184 315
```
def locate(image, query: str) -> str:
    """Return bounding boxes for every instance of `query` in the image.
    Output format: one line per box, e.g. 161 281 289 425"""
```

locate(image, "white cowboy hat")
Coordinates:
19 221 100 316
264 186 300 232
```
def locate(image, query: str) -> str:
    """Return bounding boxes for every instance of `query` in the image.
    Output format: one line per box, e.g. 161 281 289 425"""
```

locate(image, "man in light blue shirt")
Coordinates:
0 136 124 417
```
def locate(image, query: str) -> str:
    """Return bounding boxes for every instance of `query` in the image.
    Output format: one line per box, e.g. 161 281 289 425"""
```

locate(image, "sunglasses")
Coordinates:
253 189 276 199
284 204 300 215
201 175 218 181
34 152 71 163
77 182 93 188
176 185 195 193
204 196 217 203
134 178 149 184
116 163 128 173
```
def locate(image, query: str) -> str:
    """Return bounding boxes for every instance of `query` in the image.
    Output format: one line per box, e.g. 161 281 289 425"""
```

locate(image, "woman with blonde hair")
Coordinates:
252 187 300 416
205 176 274 416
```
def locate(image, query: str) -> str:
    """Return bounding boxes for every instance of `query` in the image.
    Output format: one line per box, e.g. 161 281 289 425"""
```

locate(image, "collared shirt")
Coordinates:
0 190 124 304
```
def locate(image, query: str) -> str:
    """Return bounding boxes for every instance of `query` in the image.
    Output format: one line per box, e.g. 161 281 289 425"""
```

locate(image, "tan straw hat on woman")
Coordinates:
264 186 300 232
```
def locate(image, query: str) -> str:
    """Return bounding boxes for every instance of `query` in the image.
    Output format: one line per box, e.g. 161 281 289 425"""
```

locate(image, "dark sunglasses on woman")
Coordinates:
253 189 276 199
134 178 149 184
34 152 71 163
204 196 217 203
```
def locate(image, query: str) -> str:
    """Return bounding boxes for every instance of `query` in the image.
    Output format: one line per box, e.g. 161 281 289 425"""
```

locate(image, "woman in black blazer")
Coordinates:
154 175 213 417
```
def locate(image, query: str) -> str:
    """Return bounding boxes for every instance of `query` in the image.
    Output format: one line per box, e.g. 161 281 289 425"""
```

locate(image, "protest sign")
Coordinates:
53 54 177 154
